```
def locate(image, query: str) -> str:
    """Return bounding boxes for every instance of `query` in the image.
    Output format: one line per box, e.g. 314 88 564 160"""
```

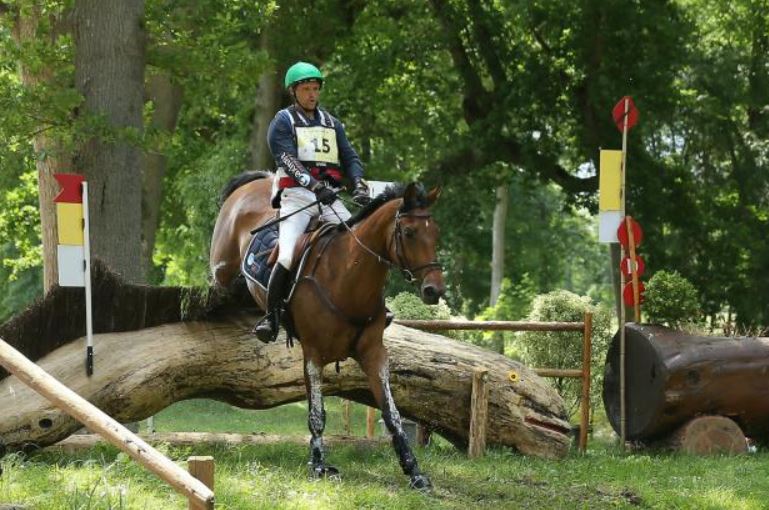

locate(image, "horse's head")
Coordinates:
392 183 446 305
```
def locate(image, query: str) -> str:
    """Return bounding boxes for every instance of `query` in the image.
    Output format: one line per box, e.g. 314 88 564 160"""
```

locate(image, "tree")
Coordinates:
73 0 146 283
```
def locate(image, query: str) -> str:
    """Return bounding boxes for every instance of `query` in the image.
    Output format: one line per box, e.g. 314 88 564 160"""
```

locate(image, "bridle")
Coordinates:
337 207 442 284
389 211 443 283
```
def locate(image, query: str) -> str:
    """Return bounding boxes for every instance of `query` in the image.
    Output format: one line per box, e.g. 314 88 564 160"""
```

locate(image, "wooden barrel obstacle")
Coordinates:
602 323 769 453
0 338 215 509
395 313 594 455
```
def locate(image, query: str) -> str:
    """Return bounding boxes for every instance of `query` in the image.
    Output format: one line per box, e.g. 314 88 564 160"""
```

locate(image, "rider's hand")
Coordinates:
352 179 371 207
314 184 337 205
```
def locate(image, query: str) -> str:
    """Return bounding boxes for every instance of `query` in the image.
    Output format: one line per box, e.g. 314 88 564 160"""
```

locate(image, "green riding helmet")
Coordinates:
284 61 324 89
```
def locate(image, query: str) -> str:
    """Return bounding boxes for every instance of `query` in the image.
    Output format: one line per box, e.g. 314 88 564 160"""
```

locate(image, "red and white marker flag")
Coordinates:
54 173 94 375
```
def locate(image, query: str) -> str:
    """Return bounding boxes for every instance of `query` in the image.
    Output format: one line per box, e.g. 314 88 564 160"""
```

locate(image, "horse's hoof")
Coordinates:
308 464 340 480
409 474 432 492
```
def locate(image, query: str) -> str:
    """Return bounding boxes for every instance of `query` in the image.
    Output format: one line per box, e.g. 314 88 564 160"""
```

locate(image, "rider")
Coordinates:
255 61 371 343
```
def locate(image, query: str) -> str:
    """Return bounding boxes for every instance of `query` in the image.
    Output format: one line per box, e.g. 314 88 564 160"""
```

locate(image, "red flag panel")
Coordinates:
612 96 639 132
54 173 85 203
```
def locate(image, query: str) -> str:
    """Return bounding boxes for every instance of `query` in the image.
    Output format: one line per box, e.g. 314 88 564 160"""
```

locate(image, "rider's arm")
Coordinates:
334 121 364 184
267 111 322 191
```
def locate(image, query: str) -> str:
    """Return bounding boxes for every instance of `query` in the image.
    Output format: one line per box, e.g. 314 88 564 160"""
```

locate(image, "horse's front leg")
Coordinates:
304 358 338 479
360 348 432 491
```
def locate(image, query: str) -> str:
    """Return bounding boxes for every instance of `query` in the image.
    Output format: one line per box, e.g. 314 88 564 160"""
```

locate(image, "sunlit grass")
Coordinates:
2 399 769 509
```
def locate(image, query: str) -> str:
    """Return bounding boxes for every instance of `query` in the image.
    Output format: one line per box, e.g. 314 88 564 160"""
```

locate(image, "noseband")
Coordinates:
389 211 443 283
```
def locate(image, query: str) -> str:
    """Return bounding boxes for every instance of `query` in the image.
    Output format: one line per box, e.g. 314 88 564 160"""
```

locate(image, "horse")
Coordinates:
209 171 445 490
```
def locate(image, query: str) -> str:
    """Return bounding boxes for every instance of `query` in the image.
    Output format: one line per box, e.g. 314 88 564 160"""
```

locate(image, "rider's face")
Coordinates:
293 81 321 112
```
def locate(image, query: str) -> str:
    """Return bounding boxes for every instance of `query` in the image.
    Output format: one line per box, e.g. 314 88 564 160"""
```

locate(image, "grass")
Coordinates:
2 399 769 509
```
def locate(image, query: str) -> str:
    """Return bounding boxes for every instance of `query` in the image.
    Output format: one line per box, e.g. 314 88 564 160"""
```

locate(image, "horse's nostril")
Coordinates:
422 285 441 304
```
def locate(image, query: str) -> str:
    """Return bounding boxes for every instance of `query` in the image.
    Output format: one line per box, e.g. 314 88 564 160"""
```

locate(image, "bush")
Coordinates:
516 290 612 418
387 292 452 321
643 270 701 328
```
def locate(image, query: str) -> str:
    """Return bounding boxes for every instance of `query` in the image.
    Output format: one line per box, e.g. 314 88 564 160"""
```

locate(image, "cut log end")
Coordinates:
670 416 747 455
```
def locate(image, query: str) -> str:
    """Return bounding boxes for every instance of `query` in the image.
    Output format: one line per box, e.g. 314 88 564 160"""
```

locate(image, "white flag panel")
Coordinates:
57 245 85 287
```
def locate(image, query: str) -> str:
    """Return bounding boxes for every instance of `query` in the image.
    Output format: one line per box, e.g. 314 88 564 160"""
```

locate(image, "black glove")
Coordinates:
314 184 337 205
352 179 371 207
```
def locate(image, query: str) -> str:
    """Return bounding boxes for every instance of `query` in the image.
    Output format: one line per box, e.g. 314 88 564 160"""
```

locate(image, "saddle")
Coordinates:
241 216 335 289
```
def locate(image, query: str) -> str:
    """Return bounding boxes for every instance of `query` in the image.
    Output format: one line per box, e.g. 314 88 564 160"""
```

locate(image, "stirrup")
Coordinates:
253 314 278 343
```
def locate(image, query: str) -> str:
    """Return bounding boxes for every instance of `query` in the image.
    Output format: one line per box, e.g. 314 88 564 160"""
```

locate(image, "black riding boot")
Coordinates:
254 264 291 343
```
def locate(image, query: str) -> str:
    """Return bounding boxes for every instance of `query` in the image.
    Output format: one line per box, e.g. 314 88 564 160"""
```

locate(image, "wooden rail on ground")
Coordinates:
0 338 215 509
394 313 594 454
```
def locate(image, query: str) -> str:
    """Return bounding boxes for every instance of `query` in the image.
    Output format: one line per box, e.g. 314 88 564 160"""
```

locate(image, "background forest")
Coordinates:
0 0 767 329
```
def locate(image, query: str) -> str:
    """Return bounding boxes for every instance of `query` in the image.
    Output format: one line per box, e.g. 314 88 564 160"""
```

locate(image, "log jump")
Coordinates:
603 323 769 451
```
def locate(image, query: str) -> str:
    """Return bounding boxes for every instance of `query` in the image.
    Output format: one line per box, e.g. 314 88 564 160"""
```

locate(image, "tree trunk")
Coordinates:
12 3 72 292
0 318 572 459
490 184 508 306
248 31 280 171
73 0 146 283
603 323 769 442
488 184 509 354
142 71 183 275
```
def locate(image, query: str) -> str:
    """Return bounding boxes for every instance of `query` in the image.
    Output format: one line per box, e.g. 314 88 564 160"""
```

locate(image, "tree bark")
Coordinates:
660 416 747 455
248 31 280 171
142 71 183 274
12 3 72 292
603 323 769 442
73 0 146 283
490 184 508 306
0 318 572 459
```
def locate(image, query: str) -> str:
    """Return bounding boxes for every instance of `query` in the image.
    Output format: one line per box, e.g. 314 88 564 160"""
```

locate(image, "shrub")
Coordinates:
387 291 451 320
643 270 701 328
516 290 612 418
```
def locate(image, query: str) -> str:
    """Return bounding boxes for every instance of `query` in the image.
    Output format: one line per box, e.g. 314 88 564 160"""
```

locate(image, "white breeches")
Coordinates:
277 186 351 269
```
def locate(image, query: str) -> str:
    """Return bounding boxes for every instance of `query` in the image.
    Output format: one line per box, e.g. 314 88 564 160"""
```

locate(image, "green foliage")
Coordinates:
517 290 612 418
0 169 42 321
386 291 451 321
643 270 701 329
155 139 248 286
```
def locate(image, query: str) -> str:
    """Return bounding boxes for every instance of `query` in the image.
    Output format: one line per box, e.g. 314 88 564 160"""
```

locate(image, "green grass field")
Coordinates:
2 398 769 509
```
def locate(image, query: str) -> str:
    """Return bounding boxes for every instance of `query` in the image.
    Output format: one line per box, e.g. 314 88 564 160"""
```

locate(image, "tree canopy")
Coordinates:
0 0 767 327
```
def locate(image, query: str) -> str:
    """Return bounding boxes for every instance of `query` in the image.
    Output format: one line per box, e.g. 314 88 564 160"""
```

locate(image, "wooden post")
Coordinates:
468 369 489 458
416 423 431 446
0 338 214 510
626 216 641 322
188 456 214 510
342 399 351 436
366 407 377 439
579 312 593 452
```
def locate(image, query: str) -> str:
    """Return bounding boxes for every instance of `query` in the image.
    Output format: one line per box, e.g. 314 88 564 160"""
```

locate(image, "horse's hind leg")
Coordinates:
304 358 339 478
359 347 431 491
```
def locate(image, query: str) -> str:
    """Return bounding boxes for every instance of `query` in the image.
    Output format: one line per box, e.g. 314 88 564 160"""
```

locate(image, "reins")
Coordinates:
335 207 442 283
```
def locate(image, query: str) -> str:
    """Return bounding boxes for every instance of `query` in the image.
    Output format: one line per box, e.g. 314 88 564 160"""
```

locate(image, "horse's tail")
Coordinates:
219 170 273 205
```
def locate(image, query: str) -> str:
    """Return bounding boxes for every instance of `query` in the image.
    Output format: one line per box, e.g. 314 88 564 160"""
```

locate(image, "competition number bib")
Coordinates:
296 126 339 165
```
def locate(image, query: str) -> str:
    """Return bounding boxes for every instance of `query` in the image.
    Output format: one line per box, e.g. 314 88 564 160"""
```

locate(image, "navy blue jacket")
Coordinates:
267 106 364 183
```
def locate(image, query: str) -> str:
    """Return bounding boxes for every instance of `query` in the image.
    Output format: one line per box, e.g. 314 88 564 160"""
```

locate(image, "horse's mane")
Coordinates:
341 183 430 229
219 170 273 205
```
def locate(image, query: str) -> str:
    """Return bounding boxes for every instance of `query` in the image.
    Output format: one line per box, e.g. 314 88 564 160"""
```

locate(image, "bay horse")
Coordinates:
209 171 445 490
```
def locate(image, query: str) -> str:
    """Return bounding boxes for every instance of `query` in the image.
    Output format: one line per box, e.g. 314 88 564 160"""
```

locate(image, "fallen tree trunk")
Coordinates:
603 323 769 442
0 314 571 459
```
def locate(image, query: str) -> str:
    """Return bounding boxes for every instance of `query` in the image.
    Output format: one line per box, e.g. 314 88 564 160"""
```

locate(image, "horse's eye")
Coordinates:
403 227 416 238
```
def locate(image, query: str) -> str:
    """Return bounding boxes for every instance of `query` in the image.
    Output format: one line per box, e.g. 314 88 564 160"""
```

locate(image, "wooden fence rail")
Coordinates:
393 313 594 454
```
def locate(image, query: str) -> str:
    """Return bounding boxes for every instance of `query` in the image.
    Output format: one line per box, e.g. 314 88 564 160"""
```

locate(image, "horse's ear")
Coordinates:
426 186 442 207
403 182 418 209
